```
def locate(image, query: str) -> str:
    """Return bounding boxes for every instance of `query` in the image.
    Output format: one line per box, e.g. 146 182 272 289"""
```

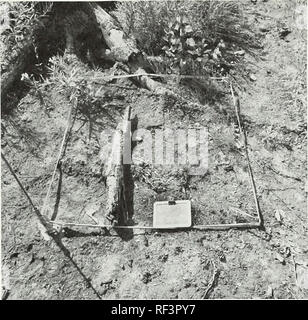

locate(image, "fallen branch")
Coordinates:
201 261 219 299
90 3 169 94
91 3 137 63
100 105 131 226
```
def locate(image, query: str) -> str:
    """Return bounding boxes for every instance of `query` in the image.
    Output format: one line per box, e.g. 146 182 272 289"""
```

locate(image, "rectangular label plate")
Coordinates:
153 200 191 229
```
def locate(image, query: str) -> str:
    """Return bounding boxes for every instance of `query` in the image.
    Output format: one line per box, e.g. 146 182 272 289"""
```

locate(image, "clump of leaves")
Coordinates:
115 0 260 80
114 0 178 56
162 15 227 76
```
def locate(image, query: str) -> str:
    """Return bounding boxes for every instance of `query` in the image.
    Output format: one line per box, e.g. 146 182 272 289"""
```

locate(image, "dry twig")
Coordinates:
201 261 219 299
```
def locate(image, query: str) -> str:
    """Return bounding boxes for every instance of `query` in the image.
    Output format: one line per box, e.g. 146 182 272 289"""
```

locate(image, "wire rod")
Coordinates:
89 73 228 83
36 77 262 233
50 220 260 231
3 149 260 233
2 153 39 214
1 152 102 299
41 99 75 219
1 152 53 235
229 82 263 226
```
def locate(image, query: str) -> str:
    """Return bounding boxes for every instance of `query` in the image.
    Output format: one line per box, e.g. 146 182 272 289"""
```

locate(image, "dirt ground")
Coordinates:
1 1 307 299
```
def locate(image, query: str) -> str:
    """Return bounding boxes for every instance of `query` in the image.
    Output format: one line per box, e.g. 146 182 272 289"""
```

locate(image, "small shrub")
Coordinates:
45 54 107 103
0 2 53 69
31 54 125 123
114 1 260 80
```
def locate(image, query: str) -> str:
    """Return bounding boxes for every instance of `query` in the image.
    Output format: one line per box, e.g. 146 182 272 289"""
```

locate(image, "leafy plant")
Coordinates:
0 2 53 69
45 54 107 103
115 1 260 79
162 15 227 76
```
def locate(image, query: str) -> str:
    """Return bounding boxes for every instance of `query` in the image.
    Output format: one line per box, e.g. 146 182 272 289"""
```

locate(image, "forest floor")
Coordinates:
1 1 307 299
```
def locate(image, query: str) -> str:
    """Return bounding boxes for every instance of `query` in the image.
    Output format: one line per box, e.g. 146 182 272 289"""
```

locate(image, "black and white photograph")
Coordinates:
0 0 307 301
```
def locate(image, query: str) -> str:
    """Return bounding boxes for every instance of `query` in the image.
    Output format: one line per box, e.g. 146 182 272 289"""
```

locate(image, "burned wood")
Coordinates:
90 3 169 94
90 3 137 63
101 105 131 227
